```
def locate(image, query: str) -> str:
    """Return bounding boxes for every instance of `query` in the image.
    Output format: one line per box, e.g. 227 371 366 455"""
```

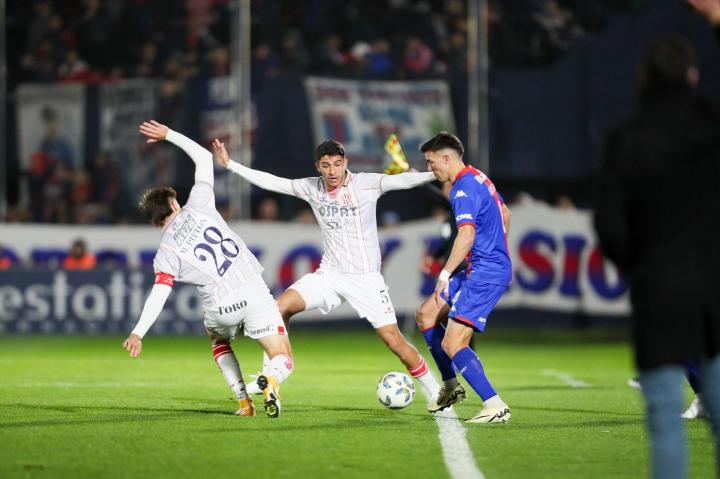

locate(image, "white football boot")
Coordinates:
465 403 511 424
682 396 708 420
428 383 467 413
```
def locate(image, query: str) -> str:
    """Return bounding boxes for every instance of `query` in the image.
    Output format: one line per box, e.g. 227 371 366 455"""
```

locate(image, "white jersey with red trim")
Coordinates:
153 182 263 309
291 171 387 274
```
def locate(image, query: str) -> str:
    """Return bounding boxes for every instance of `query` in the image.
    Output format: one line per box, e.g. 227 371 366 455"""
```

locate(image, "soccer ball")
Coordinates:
376 372 415 409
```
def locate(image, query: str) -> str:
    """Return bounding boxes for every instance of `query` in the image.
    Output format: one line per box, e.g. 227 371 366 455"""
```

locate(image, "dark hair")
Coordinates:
139 186 177 226
642 36 697 88
420 131 464 157
315 140 345 161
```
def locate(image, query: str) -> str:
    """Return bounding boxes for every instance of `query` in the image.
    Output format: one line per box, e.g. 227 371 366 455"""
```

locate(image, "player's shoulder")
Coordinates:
351 171 383 188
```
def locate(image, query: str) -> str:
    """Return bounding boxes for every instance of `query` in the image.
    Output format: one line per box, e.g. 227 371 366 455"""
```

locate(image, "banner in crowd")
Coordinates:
99 79 159 203
197 75 243 211
0 203 629 333
16 83 85 169
304 77 455 171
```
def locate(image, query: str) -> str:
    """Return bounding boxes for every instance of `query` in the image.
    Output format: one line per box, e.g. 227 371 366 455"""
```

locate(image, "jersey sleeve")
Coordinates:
290 177 316 202
451 183 482 229
354 172 384 191
153 246 181 279
185 181 215 212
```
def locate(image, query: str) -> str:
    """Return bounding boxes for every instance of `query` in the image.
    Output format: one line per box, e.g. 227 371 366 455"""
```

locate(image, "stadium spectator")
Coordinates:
62 239 97 270
594 23 720 479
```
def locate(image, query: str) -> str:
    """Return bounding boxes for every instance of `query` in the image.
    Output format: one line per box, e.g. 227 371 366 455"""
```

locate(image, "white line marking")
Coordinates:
541 369 590 388
418 389 485 479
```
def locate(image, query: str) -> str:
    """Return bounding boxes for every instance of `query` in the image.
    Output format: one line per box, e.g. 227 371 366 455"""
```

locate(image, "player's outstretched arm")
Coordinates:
212 139 296 196
434 225 475 305
139 120 214 186
379 171 436 193
122 282 173 357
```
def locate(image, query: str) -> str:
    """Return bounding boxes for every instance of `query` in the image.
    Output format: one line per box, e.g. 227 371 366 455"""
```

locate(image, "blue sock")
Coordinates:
452 347 496 401
686 358 701 394
422 325 456 381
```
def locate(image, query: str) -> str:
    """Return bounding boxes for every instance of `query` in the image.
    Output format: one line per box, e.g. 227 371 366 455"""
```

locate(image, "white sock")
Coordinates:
264 354 294 385
262 351 270 371
212 342 247 400
408 356 440 399
484 394 505 409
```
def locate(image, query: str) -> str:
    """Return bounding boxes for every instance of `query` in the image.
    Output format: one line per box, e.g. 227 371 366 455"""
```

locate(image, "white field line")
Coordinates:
541 369 591 388
419 389 485 479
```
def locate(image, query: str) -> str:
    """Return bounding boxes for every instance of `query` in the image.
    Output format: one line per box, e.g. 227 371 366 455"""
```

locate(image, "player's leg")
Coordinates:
416 275 466 412
340 271 441 400
252 288 306 384
242 280 295 418
374 323 440 402
698 353 720 469
255 334 294 418
639 365 687 479
276 288 307 326
248 272 340 396
682 358 707 419
205 327 254 416
443 319 510 423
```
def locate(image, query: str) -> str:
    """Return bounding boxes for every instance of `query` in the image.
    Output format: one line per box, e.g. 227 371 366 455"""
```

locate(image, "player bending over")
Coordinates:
415 132 512 424
122 121 293 418
213 138 442 402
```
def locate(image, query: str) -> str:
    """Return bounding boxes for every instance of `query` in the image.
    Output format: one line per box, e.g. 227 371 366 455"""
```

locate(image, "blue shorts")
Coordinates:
441 271 507 332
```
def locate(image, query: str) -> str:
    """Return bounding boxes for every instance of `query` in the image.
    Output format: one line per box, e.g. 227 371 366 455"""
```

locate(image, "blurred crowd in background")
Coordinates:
5 0 640 225
12 0 637 87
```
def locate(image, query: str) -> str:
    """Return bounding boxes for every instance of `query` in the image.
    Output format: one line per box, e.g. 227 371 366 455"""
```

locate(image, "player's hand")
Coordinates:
211 139 231 168
123 334 143 357
434 279 449 306
686 0 720 24
139 120 169 143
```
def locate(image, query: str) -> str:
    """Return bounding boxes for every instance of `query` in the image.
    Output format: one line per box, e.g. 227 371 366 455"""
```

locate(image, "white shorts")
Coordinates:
204 275 286 340
289 268 397 329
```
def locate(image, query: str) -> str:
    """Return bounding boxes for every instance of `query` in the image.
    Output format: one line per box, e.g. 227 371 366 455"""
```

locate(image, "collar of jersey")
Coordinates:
453 164 476 184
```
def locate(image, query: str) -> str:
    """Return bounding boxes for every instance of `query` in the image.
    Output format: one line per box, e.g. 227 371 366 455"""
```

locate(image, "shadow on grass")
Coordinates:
513 404 643 417
0 400 436 430
502 385 611 392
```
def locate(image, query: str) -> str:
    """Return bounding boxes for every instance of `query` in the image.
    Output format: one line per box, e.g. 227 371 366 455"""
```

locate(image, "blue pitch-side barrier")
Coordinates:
0 269 208 335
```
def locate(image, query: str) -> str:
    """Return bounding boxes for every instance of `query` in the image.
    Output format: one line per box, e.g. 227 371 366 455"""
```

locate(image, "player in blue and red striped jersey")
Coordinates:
415 132 512 423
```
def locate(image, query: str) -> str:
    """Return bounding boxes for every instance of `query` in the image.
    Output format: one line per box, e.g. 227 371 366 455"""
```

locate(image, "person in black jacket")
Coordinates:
594 5 720 476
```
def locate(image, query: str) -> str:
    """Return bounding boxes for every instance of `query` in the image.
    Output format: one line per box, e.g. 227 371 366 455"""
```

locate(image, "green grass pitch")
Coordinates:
0 331 715 479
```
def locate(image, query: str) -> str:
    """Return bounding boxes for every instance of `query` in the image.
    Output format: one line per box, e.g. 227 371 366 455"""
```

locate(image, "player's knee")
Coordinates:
441 336 461 358
415 303 434 329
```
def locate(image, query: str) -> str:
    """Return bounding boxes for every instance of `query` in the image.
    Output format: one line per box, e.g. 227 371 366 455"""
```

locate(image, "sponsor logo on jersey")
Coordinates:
218 300 248 315
248 324 274 336
454 190 467 199
317 204 358 217
456 213 473 222
173 215 199 246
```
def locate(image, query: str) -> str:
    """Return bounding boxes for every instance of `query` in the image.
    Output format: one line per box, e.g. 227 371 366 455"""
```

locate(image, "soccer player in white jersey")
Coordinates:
212 138 442 402
122 120 293 418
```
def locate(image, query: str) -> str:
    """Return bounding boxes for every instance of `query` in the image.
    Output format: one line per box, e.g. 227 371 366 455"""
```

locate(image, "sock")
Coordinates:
451 347 497 402
444 377 460 389
686 359 702 394
484 395 505 409
421 324 456 381
212 342 248 400
264 354 293 385
262 351 271 371
407 355 440 398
